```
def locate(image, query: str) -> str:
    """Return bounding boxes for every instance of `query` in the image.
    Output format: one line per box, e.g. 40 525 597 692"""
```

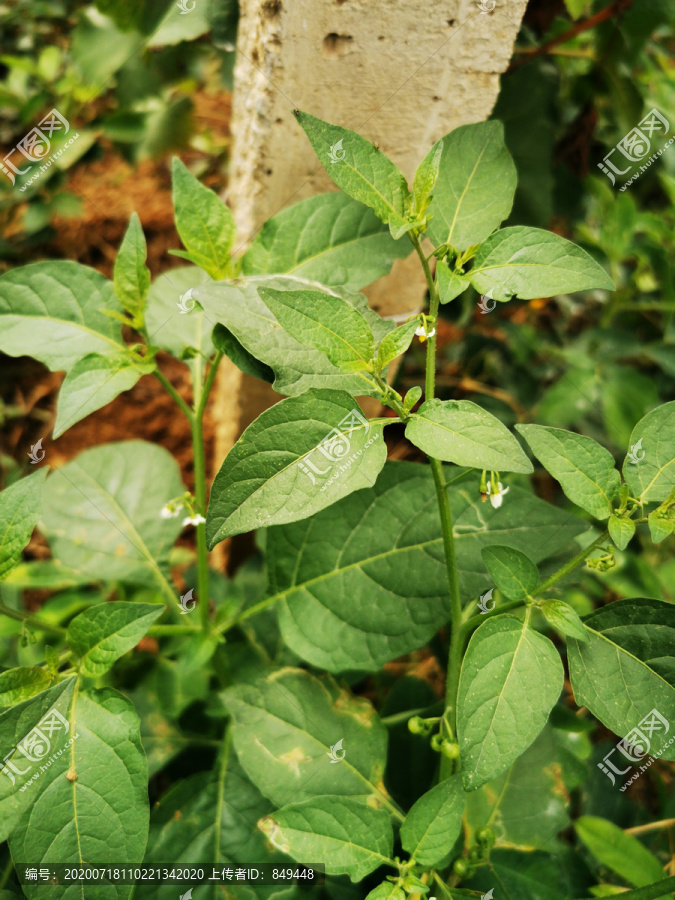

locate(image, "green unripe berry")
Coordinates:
440 740 460 759
475 826 496 847
408 716 426 735
430 733 444 752
452 858 469 877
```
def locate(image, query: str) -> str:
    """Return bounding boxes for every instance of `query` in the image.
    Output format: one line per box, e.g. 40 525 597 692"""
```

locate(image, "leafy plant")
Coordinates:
0 110 673 900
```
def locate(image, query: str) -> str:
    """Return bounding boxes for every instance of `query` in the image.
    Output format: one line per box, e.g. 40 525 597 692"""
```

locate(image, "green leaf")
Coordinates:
113 211 150 321
0 679 75 843
266 462 587 672
609 514 636 550
259 796 394 881
41 441 185 588
464 724 577 852
623 401 675 503
137 750 289 900
486 849 570 900
376 318 420 371
437 260 470 303
482 545 538 601
258 287 375 371
366 884 405 900
457 615 564 790
0 470 47 581
206 390 386 545
413 142 443 216
242 192 411 289
295 110 411 235
212 323 274 383
400 775 465 866
568 598 675 761
171 157 235 279
425 121 517 251
0 261 125 372
9 687 149 900
53 352 155 438
406 399 533 474
469 227 615 300
194 275 393 397
516 424 621 520
67 601 164 676
1 560 91 592
540 600 589 642
223 668 389 808
125 682 187 779
144 265 215 361
648 509 674 544
575 817 665 887
0 667 52 708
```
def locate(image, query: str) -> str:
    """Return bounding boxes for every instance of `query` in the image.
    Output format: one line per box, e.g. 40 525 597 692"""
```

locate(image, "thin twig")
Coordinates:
509 0 635 71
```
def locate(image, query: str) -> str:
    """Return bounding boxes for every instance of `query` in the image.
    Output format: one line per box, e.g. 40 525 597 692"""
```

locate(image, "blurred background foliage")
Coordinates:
0 0 237 251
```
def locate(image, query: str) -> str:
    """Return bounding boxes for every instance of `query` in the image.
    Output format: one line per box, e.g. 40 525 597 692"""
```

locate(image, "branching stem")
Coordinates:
411 235 462 778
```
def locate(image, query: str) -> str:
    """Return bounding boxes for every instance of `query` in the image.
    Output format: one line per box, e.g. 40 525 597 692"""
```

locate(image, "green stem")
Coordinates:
432 873 482 898
457 530 611 649
461 598 525 635
412 238 439 402
0 601 66 636
581 877 675 900
196 351 223 421
531 530 609 600
148 623 201 636
0 855 13 891
380 700 444 728
191 354 217 634
218 593 281 632
373 371 408 419
411 235 462 780
154 369 194 422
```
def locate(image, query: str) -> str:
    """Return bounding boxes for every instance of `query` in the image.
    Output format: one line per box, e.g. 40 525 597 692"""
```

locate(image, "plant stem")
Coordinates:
411 235 463 779
0 856 13 891
411 238 439 403
148 623 201 636
380 700 445 728
531 530 609 600
456 530 612 649
625 818 675 836
196 351 223 421
580 876 675 900
154 369 194 422
0 600 66 636
460 598 525 639
432 873 482 898
191 354 218 634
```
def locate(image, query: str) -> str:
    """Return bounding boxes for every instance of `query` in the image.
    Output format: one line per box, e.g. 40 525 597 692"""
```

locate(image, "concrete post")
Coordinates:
213 0 527 469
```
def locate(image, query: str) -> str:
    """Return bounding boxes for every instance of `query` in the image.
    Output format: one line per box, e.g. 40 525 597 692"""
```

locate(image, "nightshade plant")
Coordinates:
0 112 674 900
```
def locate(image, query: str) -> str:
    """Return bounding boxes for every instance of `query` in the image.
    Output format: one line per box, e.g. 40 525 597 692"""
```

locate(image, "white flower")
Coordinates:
415 324 436 342
160 504 181 519
486 482 509 508
182 514 206 527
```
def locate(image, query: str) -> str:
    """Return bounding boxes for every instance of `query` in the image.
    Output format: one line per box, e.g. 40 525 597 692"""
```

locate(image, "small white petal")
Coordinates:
182 514 206 526
490 493 503 508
